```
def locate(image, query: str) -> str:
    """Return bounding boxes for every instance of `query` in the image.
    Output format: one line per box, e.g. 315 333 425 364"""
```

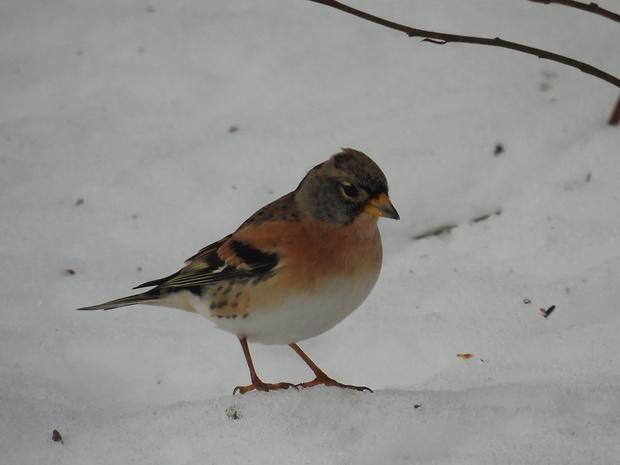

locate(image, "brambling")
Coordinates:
79 148 399 394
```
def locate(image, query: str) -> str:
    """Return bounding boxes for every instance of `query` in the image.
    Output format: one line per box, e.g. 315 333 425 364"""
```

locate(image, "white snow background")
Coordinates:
1 0 619 463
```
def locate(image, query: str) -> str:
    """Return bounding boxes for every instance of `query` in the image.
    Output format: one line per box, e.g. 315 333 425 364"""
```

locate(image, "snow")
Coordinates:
1 0 619 463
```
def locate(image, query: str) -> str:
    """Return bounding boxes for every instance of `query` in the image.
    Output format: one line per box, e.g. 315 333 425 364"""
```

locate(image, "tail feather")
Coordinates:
77 291 158 311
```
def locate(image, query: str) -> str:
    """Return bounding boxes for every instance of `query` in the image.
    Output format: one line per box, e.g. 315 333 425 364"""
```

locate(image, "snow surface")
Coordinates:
1 0 620 463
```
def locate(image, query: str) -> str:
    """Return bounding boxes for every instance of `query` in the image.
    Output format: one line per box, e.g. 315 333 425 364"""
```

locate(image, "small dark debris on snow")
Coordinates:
52 429 64 443
413 223 457 240
414 404 422 409
75 198 84 206
228 126 239 134
539 82 552 92
226 406 241 420
523 298 532 304
493 143 504 156
64 269 76 276
585 172 592 182
541 305 556 319
413 210 501 241
472 210 502 224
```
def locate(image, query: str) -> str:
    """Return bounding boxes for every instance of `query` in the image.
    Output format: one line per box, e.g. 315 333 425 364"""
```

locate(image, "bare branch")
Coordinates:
527 0 620 125
609 95 620 125
307 0 620 89
527 0 620 23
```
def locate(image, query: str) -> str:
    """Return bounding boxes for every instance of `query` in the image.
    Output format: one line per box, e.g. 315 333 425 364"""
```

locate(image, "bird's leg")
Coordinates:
233 336 297 394
289 343 372 392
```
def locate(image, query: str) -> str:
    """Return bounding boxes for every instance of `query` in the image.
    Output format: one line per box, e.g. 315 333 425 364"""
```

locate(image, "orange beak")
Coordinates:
364 192 400 220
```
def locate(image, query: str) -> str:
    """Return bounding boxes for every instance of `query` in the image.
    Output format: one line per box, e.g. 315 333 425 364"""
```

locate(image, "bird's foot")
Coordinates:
297 375 372 392
233 380 298 395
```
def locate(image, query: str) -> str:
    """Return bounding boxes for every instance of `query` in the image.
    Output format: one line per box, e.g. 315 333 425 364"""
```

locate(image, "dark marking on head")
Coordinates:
332 152 355 169
310 161 325 172
294 148 392 225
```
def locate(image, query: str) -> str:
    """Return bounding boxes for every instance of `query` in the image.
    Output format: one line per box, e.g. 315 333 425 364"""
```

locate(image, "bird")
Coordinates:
78 148 399 394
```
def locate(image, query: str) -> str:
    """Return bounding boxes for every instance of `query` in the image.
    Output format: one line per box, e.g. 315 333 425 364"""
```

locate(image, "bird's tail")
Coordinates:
77 291 159 311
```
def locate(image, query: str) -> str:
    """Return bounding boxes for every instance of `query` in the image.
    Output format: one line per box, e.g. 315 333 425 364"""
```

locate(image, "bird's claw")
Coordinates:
297 376 373 392
233 381 298 395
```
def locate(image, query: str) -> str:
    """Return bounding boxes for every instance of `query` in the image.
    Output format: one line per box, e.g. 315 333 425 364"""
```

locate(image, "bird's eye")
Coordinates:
340 182 359 199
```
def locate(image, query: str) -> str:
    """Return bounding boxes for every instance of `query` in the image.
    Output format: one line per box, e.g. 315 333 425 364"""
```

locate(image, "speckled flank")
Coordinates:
206 281 251 319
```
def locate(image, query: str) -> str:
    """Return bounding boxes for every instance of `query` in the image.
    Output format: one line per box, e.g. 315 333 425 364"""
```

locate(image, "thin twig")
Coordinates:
528 0 620 125
609 94 620 125
527 0 620 23
307 0 620 89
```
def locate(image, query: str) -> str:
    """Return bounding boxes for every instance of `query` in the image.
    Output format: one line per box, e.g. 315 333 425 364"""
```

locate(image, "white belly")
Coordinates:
189 268 380 345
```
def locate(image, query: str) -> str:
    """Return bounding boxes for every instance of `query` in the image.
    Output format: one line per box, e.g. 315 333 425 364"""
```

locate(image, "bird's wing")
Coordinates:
133 233 279 290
